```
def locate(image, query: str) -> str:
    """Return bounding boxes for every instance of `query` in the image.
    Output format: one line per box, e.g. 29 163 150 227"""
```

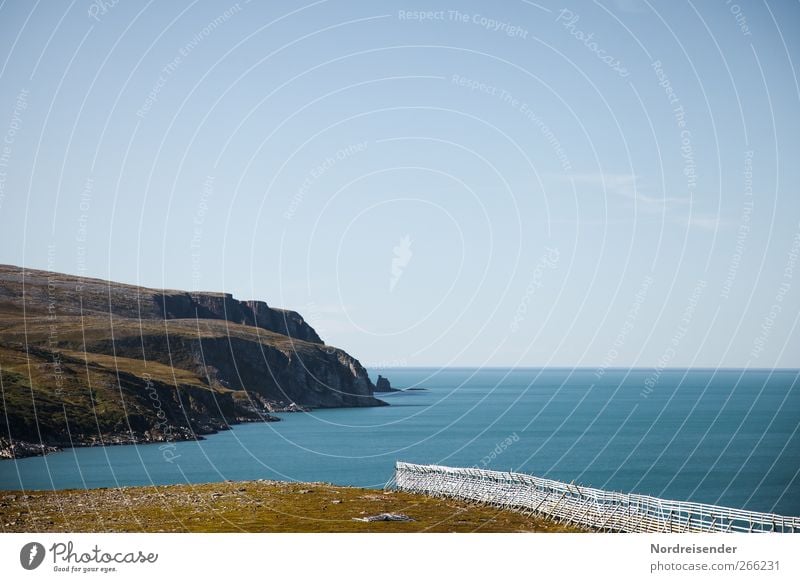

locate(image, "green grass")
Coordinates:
0 480 583 533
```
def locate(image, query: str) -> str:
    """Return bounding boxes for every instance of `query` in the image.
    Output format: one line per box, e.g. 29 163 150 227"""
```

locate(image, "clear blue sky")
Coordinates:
1 0 798 368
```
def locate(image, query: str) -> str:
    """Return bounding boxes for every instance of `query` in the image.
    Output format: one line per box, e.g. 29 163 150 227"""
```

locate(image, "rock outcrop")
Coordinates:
374 374 396 392
0 264 388 458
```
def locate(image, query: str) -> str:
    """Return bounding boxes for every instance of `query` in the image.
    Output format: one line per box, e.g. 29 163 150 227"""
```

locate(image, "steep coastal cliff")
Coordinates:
0 265 386 458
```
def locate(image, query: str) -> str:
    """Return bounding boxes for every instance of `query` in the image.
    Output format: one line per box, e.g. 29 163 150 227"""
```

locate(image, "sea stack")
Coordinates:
375 375 393 392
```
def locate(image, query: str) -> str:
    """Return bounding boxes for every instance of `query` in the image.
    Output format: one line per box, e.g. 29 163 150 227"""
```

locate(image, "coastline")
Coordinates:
0 401 367 461
0 414 282 461
0 264 389 464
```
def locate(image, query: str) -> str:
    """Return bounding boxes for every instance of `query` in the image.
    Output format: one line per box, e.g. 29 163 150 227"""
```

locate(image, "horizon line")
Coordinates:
365 366 800 372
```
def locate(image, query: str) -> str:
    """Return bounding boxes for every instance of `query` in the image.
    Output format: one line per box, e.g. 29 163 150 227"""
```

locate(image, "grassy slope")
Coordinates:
0 343 139 443
0 304 353 448
0 481 581 533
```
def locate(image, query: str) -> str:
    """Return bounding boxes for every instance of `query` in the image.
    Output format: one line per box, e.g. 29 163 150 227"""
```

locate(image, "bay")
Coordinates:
1 367 798 516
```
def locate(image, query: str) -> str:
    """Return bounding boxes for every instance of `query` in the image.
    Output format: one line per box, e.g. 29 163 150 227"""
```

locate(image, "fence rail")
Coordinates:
386 462 800 533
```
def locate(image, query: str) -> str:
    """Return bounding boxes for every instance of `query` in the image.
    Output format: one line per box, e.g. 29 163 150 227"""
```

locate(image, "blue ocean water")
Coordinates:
1 368 798 515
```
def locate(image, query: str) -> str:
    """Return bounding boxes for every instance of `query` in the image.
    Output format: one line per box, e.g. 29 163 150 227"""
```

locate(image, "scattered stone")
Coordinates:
331 499 342 504
353 512 414 522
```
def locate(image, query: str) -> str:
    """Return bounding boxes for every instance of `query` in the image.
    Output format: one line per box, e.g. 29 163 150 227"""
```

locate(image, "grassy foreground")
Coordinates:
0 480 580 533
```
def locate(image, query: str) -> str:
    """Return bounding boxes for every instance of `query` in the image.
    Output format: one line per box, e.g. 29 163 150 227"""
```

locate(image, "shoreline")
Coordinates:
0 415 279 461
0 398 387 462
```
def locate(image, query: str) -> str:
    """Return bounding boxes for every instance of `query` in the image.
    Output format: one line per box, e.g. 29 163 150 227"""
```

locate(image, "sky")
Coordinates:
0 0 798 369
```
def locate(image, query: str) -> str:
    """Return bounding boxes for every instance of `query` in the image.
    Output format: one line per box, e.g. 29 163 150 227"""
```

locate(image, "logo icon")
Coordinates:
20 542 45 570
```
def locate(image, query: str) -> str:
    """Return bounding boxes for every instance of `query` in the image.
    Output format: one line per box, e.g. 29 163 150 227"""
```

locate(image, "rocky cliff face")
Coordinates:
87 325 382 409
0 265 386 458
0 264 322 343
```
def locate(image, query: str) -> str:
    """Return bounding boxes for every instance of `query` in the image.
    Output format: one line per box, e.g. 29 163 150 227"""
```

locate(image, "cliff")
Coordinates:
0 264 322 343
0 265 386 458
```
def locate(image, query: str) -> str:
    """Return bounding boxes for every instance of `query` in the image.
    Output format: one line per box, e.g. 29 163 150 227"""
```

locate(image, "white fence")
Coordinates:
387 462 800 533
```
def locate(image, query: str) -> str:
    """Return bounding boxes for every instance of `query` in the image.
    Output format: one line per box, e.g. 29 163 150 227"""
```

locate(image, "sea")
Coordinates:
1 367 798 516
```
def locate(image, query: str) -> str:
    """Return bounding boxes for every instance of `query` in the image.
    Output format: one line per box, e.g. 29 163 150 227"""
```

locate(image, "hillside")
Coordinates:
0 265 386 458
